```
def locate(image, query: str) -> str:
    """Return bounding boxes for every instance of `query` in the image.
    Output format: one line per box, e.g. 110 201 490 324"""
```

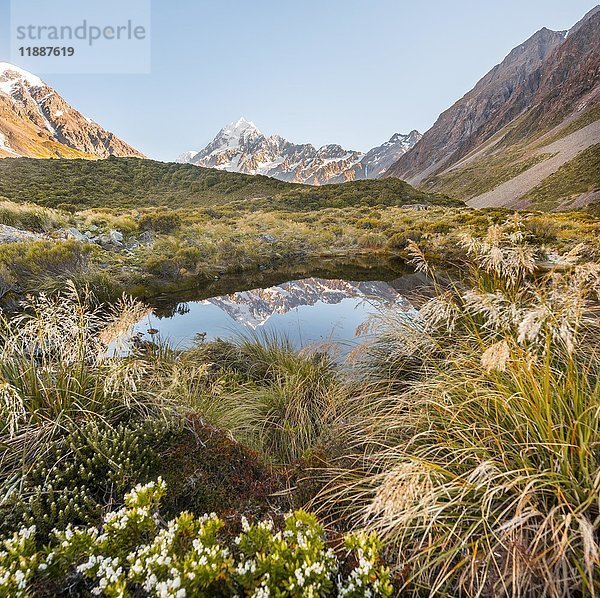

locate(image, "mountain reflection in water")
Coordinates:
132 277 414 352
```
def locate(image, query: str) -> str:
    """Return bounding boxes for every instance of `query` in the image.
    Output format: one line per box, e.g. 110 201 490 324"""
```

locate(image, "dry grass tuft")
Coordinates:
0 282 162 483
317 218 600 596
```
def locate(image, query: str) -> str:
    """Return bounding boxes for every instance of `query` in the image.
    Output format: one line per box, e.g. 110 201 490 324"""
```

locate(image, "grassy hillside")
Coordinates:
425 148 554 200
415 104 600 210
521 144 600 210
0 157 292 209
0 157 461 211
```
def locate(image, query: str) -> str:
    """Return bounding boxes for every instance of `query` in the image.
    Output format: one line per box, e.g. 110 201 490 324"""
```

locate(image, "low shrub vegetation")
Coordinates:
0 479 392 597
0 239 91 299
0 199 67 231
0 164 598 597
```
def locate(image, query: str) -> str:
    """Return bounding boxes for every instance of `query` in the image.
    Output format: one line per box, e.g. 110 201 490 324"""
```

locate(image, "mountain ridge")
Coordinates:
177 117 421 185
384 6 600 210
0 62 144 159
385 27 567 185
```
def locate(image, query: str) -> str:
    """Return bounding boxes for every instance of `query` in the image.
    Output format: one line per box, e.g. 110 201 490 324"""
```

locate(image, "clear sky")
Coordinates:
0 0 597 161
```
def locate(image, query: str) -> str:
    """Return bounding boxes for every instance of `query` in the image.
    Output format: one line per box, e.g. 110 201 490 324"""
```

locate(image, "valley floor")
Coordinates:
0 195 597 308
0 194 598 596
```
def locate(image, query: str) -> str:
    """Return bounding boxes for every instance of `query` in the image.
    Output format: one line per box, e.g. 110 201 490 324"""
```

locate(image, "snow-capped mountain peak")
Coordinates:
219 116 261 140
359 130 423 178
0 62 143 158
388 130 422 147
177 118 421 185
227 116 258 132
175 150 199 164
0 62 45 96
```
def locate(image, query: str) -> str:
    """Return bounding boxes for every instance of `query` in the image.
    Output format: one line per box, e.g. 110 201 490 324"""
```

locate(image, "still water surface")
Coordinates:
132 276 415 353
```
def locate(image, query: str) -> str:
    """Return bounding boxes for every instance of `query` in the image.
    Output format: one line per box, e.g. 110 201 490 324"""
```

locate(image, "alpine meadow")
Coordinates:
0 2 598 597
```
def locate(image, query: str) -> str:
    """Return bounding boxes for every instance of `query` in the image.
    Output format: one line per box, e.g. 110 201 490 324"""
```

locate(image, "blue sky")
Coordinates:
0 0 597 161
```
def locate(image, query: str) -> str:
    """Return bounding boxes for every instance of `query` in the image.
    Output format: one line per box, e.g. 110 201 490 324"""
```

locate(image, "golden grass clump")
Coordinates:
319 218 600 596
224 334 344 464
0 282 158 479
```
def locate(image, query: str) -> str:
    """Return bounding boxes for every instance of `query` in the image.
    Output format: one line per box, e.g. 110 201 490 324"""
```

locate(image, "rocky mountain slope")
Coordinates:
177 118 421 185
0 63 144 159
385 6 600 210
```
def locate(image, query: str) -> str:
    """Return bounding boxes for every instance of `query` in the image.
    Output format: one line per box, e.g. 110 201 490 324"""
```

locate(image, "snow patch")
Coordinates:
175 150 199 164
0 62 45 95
0 131 17 155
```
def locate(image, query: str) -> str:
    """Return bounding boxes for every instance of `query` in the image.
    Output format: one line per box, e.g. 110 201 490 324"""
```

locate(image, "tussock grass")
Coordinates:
316 218 600 596
0 283 164 485
0 199 67 231
189 333 345 464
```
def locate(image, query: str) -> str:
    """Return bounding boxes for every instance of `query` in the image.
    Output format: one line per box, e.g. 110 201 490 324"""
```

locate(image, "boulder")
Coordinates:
258 234 277 243
64 227 91 242
400 204 430 211
138 230 154 244
109 230 124 244
0 224 44 244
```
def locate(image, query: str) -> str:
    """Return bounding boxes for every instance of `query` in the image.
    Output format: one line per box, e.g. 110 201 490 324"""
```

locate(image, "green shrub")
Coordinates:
424 221 451 234
0 480 392 597
523 216 559 243
143 239 206 280
0 240 91 294
0 420 171 541
386 230 423 250
144 253 182 280
355 217 383 230
139 211 182 234
357 232 387 249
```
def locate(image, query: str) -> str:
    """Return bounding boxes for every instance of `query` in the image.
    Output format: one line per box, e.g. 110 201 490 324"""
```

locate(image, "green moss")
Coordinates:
156 418 286 520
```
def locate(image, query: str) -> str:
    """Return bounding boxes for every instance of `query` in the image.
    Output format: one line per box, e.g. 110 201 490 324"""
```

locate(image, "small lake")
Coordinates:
133 261 426 355
131 276 416 353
